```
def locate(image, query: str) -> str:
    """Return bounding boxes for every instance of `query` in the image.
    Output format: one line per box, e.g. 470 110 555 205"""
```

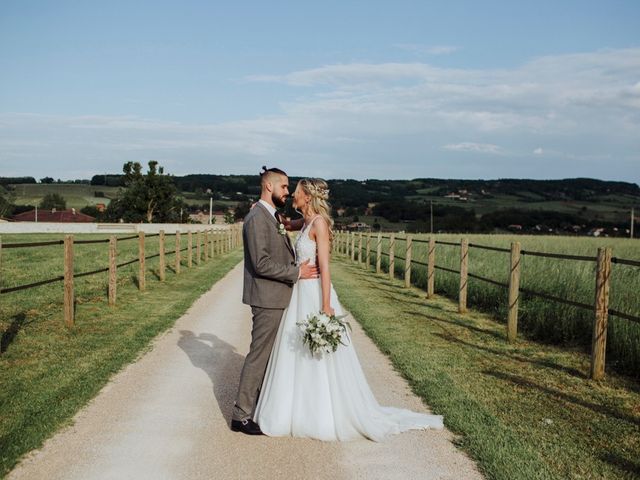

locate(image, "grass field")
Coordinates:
343 233 640 377
0 233 242 477
7 184 120 209
331 261 640 480
404 191 638 223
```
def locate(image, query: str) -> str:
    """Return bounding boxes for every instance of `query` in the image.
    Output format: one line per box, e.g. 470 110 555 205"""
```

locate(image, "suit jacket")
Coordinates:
242 202 299 309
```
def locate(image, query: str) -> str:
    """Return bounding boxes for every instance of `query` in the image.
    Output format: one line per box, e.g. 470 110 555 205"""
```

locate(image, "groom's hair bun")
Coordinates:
260 166 288 187
260 166 287 177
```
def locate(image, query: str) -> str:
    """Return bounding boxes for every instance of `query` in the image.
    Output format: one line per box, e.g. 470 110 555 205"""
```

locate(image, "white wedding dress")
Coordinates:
253 217 444 441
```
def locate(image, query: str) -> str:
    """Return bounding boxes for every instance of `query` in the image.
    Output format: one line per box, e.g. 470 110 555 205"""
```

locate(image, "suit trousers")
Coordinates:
232 306 284 421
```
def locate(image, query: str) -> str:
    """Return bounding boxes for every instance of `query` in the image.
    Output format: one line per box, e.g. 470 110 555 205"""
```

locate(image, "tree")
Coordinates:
40 177 54 184
39 193 66 210
105 161 186 223
80 205 103 220
234 201 252 221
0 195 13 217
224 211 235 224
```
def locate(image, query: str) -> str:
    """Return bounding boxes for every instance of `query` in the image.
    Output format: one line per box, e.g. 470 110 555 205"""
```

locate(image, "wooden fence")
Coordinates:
0 225 243 327
333 231 640 380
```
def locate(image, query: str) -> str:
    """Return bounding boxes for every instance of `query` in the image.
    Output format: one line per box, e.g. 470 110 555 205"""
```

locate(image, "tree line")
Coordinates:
1 171 637 233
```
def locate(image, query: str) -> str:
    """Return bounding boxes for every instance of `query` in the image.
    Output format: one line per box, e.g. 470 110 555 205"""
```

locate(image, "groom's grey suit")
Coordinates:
233 202 299 422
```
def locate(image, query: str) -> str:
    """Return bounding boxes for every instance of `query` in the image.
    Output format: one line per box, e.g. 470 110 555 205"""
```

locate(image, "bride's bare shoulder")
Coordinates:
310 216 329 238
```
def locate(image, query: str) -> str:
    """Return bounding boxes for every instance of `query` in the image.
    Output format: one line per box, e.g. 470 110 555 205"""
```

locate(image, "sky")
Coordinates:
1 0 639 183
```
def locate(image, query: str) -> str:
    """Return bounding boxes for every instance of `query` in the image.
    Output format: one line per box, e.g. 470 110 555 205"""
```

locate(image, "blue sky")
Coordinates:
1 0 639 182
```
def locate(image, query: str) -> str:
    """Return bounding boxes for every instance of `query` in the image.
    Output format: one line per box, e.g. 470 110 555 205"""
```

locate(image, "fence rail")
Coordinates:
333 231 640 380
0 226 243 326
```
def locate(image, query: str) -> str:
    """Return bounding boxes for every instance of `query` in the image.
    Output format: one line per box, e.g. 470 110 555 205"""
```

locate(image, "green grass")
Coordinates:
331 260 640 480
346 233 640 377
8 184 119 209
405 192 635 223
0 233 242 477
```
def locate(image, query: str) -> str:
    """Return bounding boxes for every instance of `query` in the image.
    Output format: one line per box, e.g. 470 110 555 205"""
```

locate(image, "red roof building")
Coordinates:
12 208 95 223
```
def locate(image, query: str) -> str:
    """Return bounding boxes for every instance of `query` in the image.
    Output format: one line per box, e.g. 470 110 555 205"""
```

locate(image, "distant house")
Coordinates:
95 203 107 212
507 224 523 231
336 208 346 217
346 222 370 231
12 208 95 223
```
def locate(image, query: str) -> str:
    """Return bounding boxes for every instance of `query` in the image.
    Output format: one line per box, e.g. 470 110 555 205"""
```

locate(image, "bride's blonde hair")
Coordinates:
299 178 334 242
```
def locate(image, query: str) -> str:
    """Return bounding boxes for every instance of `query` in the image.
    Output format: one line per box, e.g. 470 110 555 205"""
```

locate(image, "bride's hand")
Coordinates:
323 306 335 317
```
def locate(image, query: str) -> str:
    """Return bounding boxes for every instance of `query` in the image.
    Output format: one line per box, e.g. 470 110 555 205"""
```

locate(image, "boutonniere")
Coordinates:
278 223 286 235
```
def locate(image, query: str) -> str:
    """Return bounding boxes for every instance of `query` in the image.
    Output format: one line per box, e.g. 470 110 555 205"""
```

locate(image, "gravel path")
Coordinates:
8 262 483 480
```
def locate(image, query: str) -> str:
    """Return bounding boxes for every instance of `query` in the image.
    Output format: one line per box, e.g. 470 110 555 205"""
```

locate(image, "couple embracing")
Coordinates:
231 167 444 441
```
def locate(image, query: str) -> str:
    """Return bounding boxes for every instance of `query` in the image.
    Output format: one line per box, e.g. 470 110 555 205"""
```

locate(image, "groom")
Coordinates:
231 166 318 435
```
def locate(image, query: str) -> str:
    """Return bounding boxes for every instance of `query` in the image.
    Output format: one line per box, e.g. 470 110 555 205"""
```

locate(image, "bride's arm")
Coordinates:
312 218 334 316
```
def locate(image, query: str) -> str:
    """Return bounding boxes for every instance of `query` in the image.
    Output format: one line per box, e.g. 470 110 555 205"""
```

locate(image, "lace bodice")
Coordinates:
295 217 319 265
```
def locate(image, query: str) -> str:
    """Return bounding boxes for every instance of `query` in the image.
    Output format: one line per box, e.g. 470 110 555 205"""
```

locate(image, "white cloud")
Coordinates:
2 48 640 181
394 44 460 55
443 142 504 154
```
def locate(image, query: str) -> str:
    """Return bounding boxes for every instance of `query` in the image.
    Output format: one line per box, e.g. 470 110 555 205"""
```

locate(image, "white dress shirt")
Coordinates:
259 199 278 221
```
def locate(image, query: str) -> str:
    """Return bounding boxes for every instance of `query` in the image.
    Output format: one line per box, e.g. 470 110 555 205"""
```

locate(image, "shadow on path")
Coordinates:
177 330 245 425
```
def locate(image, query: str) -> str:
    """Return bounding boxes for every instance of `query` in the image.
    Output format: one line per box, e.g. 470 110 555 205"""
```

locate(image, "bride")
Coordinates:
253 178 444 441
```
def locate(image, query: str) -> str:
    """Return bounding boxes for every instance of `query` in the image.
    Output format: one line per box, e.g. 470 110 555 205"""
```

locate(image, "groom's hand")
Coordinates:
299 259 320 279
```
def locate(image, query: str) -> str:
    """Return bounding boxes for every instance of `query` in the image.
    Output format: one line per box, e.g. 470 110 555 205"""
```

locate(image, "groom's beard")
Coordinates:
272 193 287 208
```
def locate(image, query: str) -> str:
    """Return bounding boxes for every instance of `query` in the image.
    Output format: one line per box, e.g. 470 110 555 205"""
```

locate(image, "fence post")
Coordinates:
365 233 371 269
459 238 468 313
187 231 193 268
196 231 201 264
376 233 382 273
138 232 145 291
175 231 181 274
427 237 435 298
108 236 117 306
228 228 232 251
591 247 612 380
350 233 356 262
159 230 166 281
507 241 521 342
389 234 396 279
64 235 74 327
405 234 413 288
203 230 209 261
357 232 363 263
210 229 215 258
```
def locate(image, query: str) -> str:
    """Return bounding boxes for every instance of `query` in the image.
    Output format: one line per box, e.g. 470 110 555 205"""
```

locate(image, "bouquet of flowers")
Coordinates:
296 311 351 355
